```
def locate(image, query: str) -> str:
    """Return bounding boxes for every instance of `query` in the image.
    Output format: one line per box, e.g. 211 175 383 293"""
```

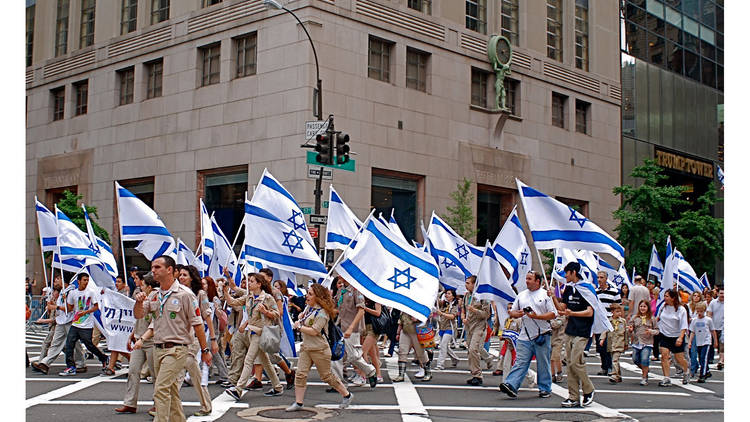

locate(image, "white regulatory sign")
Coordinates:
307 166 333 180
305 120 329 140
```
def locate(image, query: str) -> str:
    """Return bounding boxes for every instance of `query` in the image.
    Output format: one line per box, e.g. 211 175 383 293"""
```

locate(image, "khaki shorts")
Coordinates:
551 334 564 360
364 323 376 339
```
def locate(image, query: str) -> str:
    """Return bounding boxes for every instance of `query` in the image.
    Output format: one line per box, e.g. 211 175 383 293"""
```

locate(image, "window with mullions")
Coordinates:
406 48 429 92
51 87 65 121
504 78 519 116
476 186 514 246
575 99 590 134
575 0 589 71
151 0 169 25
118 67 134 105
55 0 69 57
26 3 34 67
74 80 88 116
368 36 392 82
471 68 487 108
80 0 95 48
466 0 487 34
202 0 223 6
552 92 567 129
202 171 248 255
146 59 163 98
371 174 421 243
200 43 221 86
408 0 431 14
501 0 519 46
235 33 257 78
121 0 137 35
547 0 563 62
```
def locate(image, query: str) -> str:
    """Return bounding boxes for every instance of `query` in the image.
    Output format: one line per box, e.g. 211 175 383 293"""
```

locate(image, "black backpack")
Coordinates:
322 319 345 361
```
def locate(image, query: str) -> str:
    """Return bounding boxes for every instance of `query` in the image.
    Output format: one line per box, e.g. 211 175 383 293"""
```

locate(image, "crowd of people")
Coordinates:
28 256 724 419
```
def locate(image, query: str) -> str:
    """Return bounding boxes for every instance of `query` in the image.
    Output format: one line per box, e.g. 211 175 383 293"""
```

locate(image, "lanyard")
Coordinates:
157 290 173 317
248 295 261 319
466 293 473 307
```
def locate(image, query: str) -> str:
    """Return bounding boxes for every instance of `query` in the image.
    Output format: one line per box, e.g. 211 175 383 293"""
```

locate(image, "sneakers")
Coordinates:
697 376 706 383
682 371 690 385
414 368 425 379
367 375 378 389
59 367 76 376
193 410 211 416
225 386 241 400
596 370 608 376
539 391 551 398
435 365 445 371
451 357 459 367
499 383 517 398
219 380 233 388
466 377 482 386
639 378 649 386
286 402 304 412
147 407 156 417
582 391 595 407
484 357 494 370
340 393 353 409
492 370 503 376
377 376 384 383
658 378 672 387
351 374 366 386
246 379 263 390
717 362 724 370
608 375 622 383
32 362 49 375
113 406 136 414
553 373 564 383
561 398 581 408
263 388 283 397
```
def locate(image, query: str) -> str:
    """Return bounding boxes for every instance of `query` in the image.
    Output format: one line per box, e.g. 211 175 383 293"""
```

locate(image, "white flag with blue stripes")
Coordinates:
648 244 664 281
568 280 614 335
492 206 531 292
35 198 58 252
474 240 517 309
335 218 439 322
82 204 119 289
325 185 362 251
208 215 237 280
56 207 116 290
243 199 327 280
199 199 215 273
699 273 710 290
279 296 297 357
388 209 409 244
251 169 315 249
116 182 175 260
427 212 484 294
176 238 203 270
616 263 632 287
516 179 625 263
271 267 304 297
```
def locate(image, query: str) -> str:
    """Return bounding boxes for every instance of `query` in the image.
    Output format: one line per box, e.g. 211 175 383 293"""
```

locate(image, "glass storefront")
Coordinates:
371 175 418 242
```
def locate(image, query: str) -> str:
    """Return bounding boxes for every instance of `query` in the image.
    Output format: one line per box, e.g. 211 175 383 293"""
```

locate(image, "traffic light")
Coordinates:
336 132 350 164
315 132 332 164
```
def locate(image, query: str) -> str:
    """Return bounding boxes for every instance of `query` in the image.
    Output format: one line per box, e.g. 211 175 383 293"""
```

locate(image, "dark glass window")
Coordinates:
701 58 716 88
146 59 163 99
368 37 392 82
121 0 137 35
504 78 519 115
408 0 431 14
575 0 589 70
200 43 221 86
466 0 487 34
118 67 134 105
547 0 563 61
79 0 95 48
55 0 69 57
151 0 169 24
471 68 487 108
667 41 684 73
26 4 35 67
51 87 65 121
372 175 419 242
406 48 428 92
684 49 700 81
501 0 519 46
74 80 88 116
235 33 257 78
204 171 247 255
576 99 590 134
477 192 501 246
202 0 223 6
552 92 566 128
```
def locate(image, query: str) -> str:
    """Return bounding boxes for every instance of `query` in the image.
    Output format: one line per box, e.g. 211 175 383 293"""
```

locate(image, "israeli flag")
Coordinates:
243 199 327 280
597 258 619 284
492 206 531 292
56 207 116 290
270 267 304 297
717 165 724 187
648 244 664 281
176 238 202 270
427 212 484 294
516 179 625 263
208 215 237 281
35 198 58 252
116 182 175 260
700 273 710 290
388 209 409 244
616 263 632 287
82 205 119 289
335 218 440 322
199 199 215 273
325 185 362 251
52 252 86 273
474 240 517 310
676 256 702 293
251 169 315 249
568 280 614 335
666 235 673 259
552 248 577 283
279 296 297 358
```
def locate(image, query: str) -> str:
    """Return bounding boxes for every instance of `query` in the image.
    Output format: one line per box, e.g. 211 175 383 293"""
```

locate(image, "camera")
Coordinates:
523 306 533 313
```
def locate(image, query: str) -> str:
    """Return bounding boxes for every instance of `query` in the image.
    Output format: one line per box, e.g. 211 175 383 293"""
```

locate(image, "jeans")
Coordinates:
595 333 612 371
504 334 552 393
697 344 710 377
632 345 652 367
689 337 699 374
64 326 107 368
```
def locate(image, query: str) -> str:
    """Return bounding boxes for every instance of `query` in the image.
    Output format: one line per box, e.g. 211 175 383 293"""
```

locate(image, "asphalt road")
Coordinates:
25 327 723 421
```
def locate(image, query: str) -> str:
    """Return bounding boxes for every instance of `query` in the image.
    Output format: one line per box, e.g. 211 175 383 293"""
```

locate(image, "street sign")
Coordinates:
310 214 328 225
306 151 355 172
301 207 313 215
307 166 333 180
309 227 319 238
323 201 329 208
305 120 329 140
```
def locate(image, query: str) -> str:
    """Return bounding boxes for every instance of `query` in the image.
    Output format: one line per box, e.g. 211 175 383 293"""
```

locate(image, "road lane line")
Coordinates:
618 361 714 393
385 356 431 422
26 368 128 408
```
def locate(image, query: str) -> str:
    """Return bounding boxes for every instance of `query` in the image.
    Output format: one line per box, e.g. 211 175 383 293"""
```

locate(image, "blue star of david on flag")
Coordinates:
455 244 469 260
613 274 624 285
520 251 529 266
281 229 304 254
568 208 588 228
288 210 307 231
388 267 416 290
441 256 455 269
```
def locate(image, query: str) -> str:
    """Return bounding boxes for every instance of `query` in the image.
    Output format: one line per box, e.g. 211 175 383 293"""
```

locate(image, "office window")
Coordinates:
408 0 431 14
51 87 65 121
235 33 257 78
504 78 519 115
200 169 248 254
200 44 221 86
372 172 423 243
118 67 134 105
575 0 589 70
55 0 69 57
46 186 78 209
26 3 35 67
146 59 163 99
406 47 429 92
471 68 487 108
79 0 95 48
476 186 514 246
547 0 563 62
121 0 137 35
501 0 519 46
368 36 392 82
202 0 222 6
552 92 567 128
74 80 88 116
466 0 487 34
151 0 169 24
575 99 590 134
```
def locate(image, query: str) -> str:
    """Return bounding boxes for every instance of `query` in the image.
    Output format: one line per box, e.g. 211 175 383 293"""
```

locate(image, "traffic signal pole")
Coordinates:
313 115 334 253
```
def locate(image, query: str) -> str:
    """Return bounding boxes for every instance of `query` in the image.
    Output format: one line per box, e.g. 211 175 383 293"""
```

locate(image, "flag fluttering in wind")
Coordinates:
82 204 119 289
35 198 58 253
199 199 215 273
56 206 116 290
426 212 484 294
325 185 362 251
251 169 315 249
176 238 202 270
474 240 517 311
516 179 624 263
491 206 531 292
648 244 664 281
116 182 175 260
388 209 409 244
700 273 710 290
207 215 237 281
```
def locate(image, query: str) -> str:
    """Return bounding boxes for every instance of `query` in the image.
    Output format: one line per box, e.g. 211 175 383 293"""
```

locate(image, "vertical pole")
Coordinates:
115 188 128 280
34 197 50 291
535 248 551 290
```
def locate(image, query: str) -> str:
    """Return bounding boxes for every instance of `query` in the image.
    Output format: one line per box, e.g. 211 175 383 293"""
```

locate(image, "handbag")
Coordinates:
259 324 281 353
415 325 437 350
370 308 392 335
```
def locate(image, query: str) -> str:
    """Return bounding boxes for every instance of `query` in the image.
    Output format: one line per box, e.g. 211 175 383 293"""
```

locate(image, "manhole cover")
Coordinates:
537 412 598 421
257 409 316 419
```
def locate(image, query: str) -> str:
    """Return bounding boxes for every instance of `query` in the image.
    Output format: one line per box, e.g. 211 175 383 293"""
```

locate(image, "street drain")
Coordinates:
537 412 598 421
258 409 316 419
237 406 333 421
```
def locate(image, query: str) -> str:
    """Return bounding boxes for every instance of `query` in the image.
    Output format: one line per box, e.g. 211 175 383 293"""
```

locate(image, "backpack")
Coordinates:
322 319 345 361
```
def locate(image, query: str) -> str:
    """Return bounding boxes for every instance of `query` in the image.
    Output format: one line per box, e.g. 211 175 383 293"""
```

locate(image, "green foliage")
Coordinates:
56 190 111 244
668 184 723 277
441 178 478 241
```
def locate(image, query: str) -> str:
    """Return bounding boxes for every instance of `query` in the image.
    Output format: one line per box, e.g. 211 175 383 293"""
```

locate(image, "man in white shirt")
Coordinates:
499 272 557 399
60 273 109 376
707 287 724 369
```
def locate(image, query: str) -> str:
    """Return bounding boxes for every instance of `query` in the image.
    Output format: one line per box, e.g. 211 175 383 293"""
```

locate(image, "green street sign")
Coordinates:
301 207 313 215
306 151 356 172
323 201 329 208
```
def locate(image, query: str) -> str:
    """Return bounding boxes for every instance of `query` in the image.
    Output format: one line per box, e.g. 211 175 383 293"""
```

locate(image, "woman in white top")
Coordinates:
655 290 689 386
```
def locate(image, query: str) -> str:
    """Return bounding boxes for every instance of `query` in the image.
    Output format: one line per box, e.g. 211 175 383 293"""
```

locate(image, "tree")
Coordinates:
441 178 478 241
612 159 688 274
56 190 111 244
668 184 723 278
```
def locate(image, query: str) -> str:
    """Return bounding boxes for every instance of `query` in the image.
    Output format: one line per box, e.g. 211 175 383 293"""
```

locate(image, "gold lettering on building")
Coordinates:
654 150 714 179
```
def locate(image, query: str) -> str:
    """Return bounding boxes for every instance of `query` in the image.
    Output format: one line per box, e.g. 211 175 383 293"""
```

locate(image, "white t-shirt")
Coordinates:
511 287 558 341
707 299 724 330
629 285 651 313
67 288 100 329
689 316 715 346
55 285 76 325
657 305 688 338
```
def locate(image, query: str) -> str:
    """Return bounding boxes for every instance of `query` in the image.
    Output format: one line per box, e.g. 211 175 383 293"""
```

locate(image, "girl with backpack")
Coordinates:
286 283 352 412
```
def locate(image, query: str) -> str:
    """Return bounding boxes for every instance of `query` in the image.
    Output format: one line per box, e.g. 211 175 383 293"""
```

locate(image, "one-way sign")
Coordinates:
305 120 330 140
309 214 328 225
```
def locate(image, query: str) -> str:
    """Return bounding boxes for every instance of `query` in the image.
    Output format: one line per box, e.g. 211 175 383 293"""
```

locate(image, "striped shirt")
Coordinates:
597 282 621 317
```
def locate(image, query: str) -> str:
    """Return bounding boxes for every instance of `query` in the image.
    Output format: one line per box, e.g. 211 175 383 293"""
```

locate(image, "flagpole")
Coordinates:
115 183 128 281
325 209 376 280
200 198 206 277
534 248 551 290
512 181 550 291
35 196 50 291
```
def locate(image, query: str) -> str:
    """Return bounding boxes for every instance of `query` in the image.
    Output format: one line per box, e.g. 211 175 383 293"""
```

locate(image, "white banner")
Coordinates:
97 290 136 353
